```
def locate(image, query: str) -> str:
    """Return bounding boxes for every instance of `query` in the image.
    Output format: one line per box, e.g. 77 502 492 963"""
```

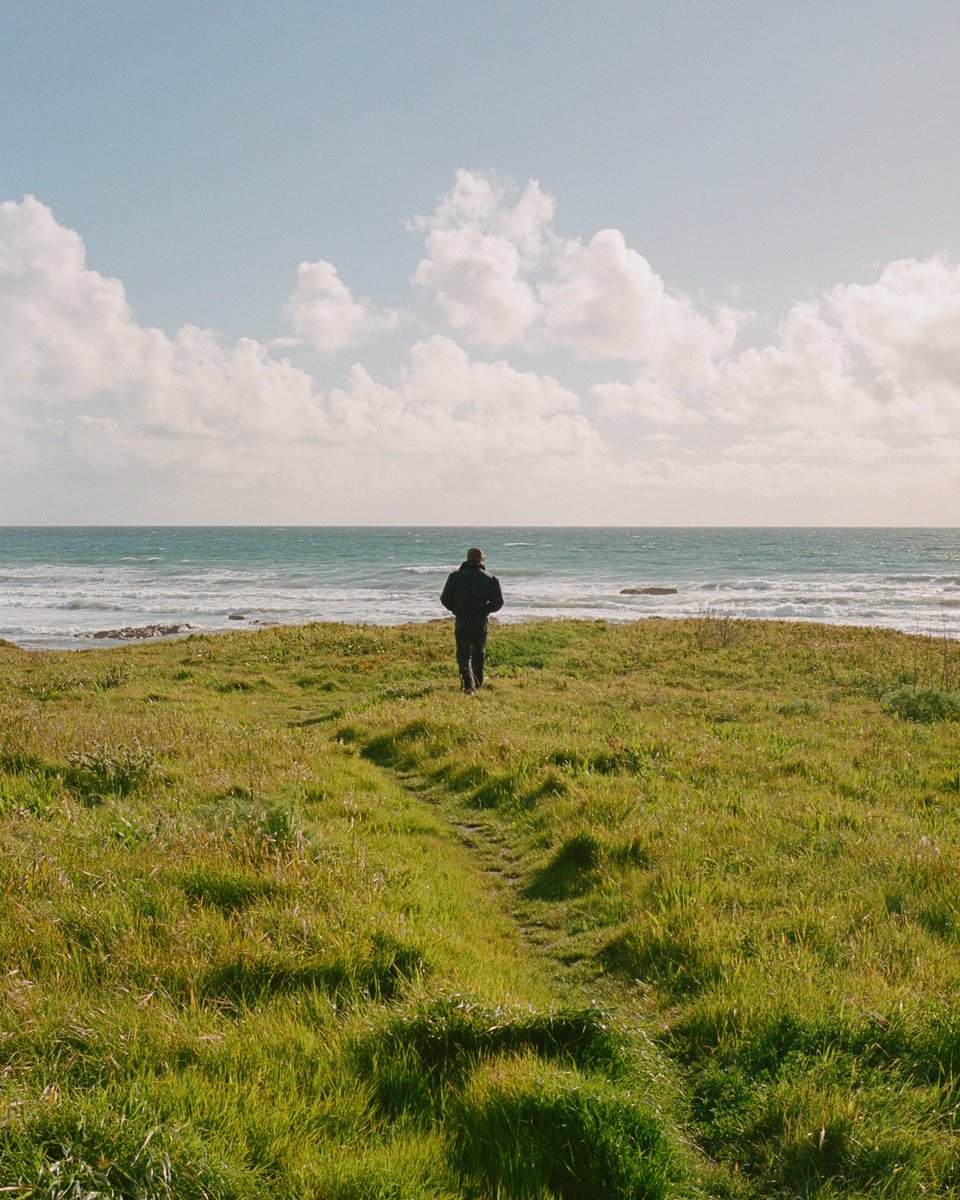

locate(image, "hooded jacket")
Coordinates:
440 560 504 620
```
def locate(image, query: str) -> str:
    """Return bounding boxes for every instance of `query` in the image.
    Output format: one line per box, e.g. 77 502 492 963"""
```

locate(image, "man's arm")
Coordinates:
486 576 504 614
440 572 458 613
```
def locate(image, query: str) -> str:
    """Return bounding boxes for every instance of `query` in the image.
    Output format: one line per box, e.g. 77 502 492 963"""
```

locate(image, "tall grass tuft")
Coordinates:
453 1055 676 1200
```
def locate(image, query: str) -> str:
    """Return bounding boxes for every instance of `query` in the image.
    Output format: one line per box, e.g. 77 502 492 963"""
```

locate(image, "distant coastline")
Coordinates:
1 526 958 649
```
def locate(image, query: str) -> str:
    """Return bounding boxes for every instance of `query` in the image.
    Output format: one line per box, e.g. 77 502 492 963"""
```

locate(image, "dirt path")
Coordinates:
386 768 681 1078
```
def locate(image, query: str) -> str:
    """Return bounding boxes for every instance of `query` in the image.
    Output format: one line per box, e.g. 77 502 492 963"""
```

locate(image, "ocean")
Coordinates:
0 526 958 650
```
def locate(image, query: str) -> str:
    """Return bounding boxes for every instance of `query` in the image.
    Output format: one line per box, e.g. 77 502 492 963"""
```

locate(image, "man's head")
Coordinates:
466 547 484 563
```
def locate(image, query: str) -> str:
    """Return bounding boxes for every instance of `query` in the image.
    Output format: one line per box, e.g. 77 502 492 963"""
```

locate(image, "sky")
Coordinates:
1 0 959 526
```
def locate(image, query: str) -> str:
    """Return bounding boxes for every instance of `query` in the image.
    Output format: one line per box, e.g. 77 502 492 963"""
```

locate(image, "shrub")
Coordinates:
882 687 960 723
694 605 750 649
65 740 156 801
95 661 129 691
237 801 307 860
22 672 79 701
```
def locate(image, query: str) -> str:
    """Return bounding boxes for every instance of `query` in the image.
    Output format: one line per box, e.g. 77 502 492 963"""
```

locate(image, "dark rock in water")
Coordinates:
229 613 246 621
92 623 194 640
620 586 679 596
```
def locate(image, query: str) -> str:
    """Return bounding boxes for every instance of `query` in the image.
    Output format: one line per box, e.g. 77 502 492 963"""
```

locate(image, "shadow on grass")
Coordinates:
523 832 602 900
353 994 681 1199
602 922 722 1000
354 994 627 1117
199 933 425 1011
453 1068 674 1200
178 867 278 913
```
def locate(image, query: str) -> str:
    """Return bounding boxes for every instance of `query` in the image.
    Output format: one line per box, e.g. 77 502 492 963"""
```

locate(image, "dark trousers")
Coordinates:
454 616 488 691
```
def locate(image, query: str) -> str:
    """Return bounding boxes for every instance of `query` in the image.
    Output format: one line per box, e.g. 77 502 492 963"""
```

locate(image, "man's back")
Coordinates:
441 560 503 619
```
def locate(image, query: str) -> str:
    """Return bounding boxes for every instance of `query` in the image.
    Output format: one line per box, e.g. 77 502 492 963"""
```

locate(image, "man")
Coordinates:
440 547 504 694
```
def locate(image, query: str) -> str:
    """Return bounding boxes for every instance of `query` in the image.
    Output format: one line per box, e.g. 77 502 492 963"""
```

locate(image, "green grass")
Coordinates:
1 617 959 1197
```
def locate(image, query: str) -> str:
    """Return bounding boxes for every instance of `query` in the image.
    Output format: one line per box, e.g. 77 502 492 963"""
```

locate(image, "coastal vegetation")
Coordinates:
1 616 959 1198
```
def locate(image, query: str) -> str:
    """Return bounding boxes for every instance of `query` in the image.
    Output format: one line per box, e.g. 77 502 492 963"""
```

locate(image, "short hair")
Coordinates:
466 547 484 562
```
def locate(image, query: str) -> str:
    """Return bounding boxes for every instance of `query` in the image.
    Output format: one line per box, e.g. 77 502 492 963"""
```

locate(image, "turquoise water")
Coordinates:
0 526 957 649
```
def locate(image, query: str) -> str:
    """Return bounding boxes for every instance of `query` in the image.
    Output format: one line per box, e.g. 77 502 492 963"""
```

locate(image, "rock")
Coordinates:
228 613 246 620
620 586 679 596
92 623 194 640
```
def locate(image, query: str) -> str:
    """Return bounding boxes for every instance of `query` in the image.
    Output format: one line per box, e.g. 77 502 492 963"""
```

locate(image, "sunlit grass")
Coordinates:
1 616 959 1197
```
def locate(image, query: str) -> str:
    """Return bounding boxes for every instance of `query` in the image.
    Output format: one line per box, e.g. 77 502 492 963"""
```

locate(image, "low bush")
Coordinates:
65 739 156 801
882 686 960 723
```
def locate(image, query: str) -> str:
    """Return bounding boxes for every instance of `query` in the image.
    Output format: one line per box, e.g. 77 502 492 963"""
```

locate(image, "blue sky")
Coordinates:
2 1 959 524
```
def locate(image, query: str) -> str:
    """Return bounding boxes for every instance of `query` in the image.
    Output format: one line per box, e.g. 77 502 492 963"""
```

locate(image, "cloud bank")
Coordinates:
1 175 957 524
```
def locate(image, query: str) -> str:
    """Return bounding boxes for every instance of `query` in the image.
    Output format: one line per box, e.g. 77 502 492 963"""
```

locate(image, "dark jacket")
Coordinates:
441 561 504 620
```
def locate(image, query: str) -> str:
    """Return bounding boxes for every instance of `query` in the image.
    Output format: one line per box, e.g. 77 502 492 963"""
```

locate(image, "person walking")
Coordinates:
440 547 504 694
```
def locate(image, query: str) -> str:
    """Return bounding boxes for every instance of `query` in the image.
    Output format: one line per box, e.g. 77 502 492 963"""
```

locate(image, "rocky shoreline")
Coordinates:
90 623 195 641
84 597 683 643
87 616 278 642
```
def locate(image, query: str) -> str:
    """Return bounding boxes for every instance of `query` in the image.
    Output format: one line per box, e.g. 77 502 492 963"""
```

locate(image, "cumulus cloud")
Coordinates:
0 197 329 453
0 196 143 406
412 170 746 387
2 181 959 524
541 228 741 374
284 258 401 353
411 169 553 347
717 300 873 429
828 256 960 383
590 376 704 426
823 256 960 434
717 255 960 440
326 335 601 486
0 196 614 521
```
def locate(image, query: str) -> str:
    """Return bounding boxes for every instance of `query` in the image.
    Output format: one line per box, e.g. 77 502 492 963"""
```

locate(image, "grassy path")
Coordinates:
2 616 960 1197
390 760 714 1159
333 617 960 1199
0 625 704 1198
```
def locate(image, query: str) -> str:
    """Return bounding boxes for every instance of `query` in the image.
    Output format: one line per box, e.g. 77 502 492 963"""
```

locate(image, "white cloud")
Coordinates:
1 183 959 525
327 335 600 478
590 378 704 426
412 171 746 382
0 197 613 521
419 168 555 259
828 256 960 383
823 256 960 434
0 196 142 406
723 427 892 464
0 196 330 464
284 258 401 353
717 300 872 429
411 170 552 347
717 256 960 440
541 228 742 375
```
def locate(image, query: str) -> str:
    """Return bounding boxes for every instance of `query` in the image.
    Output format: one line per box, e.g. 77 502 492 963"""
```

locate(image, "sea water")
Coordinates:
0 526 957 649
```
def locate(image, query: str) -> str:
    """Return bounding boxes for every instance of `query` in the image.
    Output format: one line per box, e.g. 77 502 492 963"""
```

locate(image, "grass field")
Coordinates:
1 615 959 1198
